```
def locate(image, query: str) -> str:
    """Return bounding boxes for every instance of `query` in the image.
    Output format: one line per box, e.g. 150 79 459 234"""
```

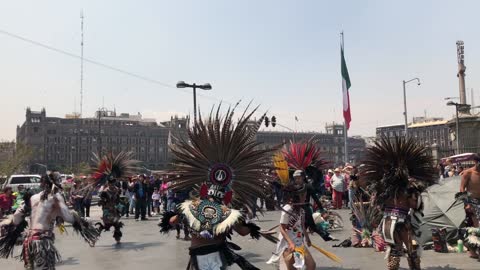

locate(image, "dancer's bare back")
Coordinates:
461 167 480 199
13 192 74 229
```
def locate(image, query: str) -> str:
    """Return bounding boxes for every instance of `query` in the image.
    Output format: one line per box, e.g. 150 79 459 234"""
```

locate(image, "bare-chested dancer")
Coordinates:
458 154 480 259
0 172 100 270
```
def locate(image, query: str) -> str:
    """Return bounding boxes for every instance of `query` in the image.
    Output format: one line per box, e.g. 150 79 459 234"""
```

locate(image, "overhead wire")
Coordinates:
0 29 330 132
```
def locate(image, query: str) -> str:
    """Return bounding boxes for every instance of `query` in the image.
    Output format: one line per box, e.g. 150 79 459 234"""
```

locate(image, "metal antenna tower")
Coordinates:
80 10 84 117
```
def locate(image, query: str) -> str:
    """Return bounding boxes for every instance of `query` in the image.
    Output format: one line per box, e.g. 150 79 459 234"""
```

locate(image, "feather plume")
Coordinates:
169 103 281 205
89 151 139 187
282 137 327 170
362 136 437 206
273 152 289 186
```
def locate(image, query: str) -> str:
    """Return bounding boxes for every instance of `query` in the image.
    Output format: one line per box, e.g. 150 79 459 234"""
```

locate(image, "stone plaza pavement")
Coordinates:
0 207 478 270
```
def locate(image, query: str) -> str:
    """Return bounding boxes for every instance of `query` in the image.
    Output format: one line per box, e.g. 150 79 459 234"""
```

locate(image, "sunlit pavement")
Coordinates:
0 207 477 270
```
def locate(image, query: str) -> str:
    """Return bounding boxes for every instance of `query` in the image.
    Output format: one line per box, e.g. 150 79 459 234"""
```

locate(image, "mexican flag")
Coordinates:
341 44 352 130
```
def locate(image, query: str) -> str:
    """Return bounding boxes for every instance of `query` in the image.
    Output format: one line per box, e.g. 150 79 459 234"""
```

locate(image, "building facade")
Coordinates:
256 123 366 166
376 117 451 148
17 109 367 172
0 141 15 165
17 108 179 172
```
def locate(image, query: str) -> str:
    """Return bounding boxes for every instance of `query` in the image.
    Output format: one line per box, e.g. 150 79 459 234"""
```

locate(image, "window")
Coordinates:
9 176 41 184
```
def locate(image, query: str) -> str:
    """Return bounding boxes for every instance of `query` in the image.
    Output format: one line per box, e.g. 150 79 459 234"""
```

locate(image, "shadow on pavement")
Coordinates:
59 257 80 266
241 252 264 263
423 266 462 270
96 241 163 252
316 265 360 270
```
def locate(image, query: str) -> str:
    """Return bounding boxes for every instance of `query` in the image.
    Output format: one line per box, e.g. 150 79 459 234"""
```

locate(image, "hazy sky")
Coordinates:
1 0 480 140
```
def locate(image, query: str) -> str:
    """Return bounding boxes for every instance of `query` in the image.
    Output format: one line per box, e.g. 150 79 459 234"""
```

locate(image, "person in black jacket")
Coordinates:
145 177 154 217
133 175 148 220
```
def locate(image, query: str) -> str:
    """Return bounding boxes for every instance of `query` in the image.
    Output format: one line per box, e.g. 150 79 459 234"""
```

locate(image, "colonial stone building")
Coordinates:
376 117 451 148
256 123 366 166
0 141 15 165
16 108 182 172
17 109 366 172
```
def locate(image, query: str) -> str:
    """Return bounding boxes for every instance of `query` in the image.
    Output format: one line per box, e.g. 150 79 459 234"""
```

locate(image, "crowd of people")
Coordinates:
64 173 186 222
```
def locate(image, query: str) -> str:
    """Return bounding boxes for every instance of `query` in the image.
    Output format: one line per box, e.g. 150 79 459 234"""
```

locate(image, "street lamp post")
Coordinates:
403 78 421 139
447 101 471 154
176 81 212 124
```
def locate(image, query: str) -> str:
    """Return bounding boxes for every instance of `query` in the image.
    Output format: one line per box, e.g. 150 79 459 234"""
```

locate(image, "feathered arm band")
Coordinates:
240 219 278 243
158 211 177 234
0 216 28 259
71 211 101 247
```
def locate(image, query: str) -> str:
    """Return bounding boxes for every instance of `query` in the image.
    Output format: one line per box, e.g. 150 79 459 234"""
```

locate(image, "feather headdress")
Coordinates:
169 102 280 206
90 151 139 187
273 152 289 187
362 136 437 205
279 137 328 191
282 137 328 171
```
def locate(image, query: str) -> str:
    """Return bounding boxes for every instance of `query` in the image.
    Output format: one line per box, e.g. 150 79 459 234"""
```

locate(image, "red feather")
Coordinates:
283 138 325 170
200 184 209 198
223 190 233 205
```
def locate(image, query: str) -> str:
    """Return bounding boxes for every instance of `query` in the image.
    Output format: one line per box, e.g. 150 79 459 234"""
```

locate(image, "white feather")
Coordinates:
214 209 242 235
180 201 201 231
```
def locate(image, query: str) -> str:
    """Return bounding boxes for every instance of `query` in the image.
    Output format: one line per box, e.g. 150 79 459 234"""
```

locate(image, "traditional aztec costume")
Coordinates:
91 151 138 244
349 185 385 250
267 139 341 269
0 172 100 270
277 139 335 241
159 103 279 270
363 136 437 270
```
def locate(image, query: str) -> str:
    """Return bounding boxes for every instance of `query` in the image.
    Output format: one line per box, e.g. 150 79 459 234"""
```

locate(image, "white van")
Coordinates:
3 174 42 193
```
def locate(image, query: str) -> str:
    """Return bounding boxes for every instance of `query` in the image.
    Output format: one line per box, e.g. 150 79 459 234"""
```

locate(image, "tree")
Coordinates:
73 162 91 176
0 142 34 178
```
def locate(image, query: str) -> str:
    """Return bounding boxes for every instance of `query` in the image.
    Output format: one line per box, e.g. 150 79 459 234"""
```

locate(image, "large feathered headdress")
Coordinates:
282 137 327 171
169 102 280 206
362 136 437 205
278 137 328 191
90 151 139 187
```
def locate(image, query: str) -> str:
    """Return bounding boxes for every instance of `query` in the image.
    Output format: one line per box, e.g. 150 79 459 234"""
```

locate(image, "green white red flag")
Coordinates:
341 42 351 130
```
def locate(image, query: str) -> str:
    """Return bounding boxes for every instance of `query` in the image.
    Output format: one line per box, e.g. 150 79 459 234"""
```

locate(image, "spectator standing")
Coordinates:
0 187 16 218
160 180 168 213
83 183 93 218
145 176 154 217
153 177 162 190
330 168 345 209
133 175 148 220
343 166 352 208
325 169 334 198
166 183 176 212
152 187 161 215
70 179 85 217
128 178 136 216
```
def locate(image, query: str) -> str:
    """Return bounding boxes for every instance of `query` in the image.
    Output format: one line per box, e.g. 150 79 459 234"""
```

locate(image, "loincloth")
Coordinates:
21 229 61 270
380 207 410 245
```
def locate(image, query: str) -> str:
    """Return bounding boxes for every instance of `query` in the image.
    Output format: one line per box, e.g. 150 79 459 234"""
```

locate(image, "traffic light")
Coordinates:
264 116 270 127
271 116 276 127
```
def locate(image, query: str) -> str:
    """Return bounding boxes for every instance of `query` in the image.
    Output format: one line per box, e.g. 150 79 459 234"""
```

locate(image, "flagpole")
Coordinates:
341 31 348 164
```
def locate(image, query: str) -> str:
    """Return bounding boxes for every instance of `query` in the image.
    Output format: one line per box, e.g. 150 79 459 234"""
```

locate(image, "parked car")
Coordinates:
2 174 42 193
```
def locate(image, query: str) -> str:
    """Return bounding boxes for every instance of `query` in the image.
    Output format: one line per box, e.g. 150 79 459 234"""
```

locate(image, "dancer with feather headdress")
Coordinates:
267 139 341 270
362 136 437 270
0 171 100 269
159 102 279 270
90 151 138 244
